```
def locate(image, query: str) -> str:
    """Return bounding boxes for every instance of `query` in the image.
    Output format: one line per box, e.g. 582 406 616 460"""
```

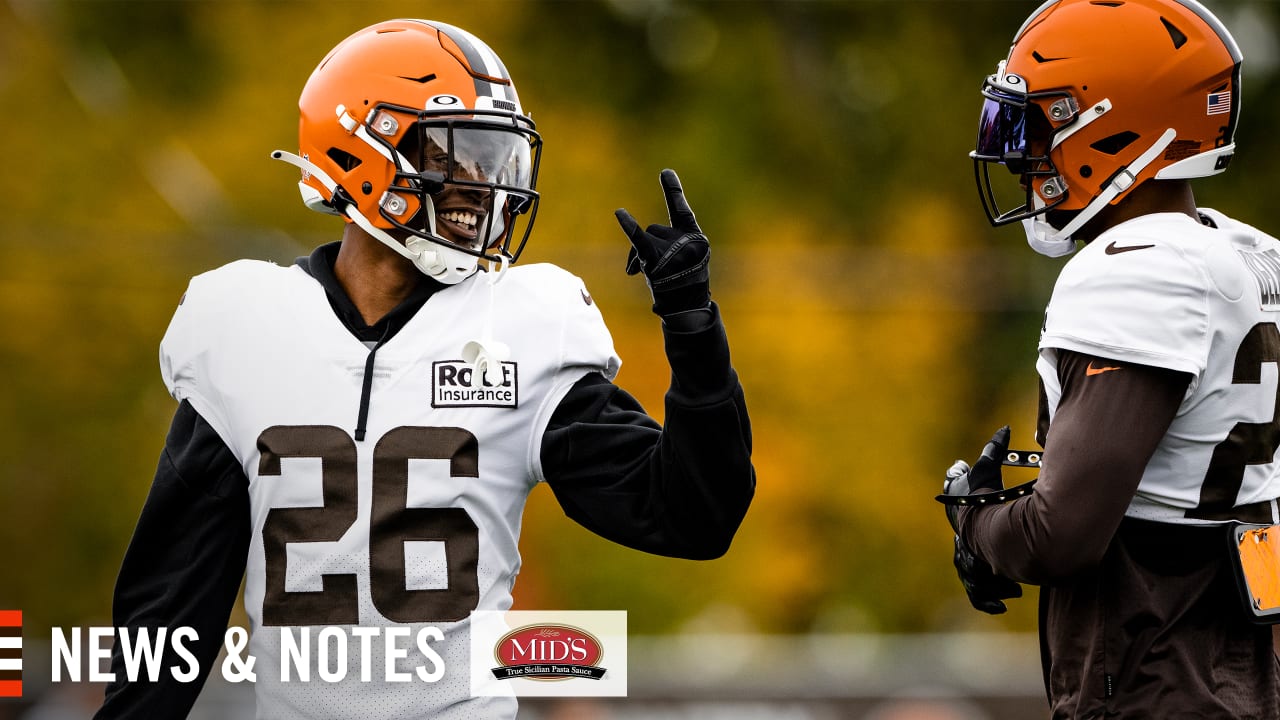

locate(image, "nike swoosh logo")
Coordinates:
1086 362 1122 376
1105 241 1155 255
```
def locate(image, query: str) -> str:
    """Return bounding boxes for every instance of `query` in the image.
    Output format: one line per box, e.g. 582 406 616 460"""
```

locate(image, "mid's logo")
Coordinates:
470 610 626 698
0 611 20 697
432 360 519 409
491 625 606 681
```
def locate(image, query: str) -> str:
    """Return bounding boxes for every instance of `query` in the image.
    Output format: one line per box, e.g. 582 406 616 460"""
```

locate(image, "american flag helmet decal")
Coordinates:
1207 89 1232 115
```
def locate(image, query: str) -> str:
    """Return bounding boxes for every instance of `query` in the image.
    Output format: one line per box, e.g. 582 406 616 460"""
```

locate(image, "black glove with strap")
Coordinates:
940 426 1023 615
615 169 711 318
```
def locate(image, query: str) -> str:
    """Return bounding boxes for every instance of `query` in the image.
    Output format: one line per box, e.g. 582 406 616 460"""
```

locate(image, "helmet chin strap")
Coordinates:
1022 128 1178 257
271 149 480 285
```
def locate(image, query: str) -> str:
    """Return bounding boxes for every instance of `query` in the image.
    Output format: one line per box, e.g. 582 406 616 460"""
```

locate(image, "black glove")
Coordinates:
942 426 1010 532
615 169 711 317
942 427 1022 615
950 536 1022 615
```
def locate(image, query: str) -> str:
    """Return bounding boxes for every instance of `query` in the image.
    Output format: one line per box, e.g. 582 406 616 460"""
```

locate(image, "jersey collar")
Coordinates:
295 241 445 344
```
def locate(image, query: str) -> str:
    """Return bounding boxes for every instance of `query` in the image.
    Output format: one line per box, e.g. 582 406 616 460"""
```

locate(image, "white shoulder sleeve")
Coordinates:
158 260 277 444
511 263 620 381
159 276 212 404
1040 237 1209 376
556 277 621 383
511 264 622 483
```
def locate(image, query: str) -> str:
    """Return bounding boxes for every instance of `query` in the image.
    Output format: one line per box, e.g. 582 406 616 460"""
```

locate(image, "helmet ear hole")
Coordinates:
1090 131 1140 155
1080 165 1093 178
326 147 363 171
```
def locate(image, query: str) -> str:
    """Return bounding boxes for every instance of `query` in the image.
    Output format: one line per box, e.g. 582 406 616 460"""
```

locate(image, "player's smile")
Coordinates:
436 203 486 246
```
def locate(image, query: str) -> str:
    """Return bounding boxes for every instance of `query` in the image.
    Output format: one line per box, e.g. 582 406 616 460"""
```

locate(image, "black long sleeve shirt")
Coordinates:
96 243 754 718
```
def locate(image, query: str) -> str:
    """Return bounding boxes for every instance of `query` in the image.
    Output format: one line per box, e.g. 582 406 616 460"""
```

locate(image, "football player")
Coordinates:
942 0 1280 717
95 20 754 720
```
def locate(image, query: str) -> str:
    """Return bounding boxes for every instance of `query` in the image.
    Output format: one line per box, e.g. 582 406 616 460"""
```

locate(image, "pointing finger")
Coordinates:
659 168 700 233
614 208 643 243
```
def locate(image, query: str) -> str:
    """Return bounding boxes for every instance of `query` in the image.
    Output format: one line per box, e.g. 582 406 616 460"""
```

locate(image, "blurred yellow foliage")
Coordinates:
2 0 1278 642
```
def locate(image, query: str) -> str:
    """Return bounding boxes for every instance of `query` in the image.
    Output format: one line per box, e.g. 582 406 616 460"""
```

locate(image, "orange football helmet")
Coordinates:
274 19 541 283
972 0 1241 256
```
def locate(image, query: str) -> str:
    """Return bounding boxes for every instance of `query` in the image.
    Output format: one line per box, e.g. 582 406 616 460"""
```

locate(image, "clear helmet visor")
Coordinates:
423 126 534 192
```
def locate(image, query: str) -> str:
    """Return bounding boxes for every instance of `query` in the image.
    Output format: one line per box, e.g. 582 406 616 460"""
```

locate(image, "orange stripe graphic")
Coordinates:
0 612 21 697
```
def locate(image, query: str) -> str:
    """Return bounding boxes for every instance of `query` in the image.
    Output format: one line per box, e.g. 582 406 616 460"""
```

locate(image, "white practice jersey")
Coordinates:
159 260 619 719
1038 209 1280 525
